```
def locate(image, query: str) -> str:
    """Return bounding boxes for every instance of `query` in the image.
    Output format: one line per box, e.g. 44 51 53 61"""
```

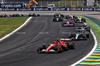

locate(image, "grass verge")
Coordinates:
0 17 28 38
77 15 100 43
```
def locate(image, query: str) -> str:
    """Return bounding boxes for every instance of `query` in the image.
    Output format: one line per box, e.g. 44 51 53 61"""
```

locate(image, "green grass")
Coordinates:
75 15 100 66
0 17 28 37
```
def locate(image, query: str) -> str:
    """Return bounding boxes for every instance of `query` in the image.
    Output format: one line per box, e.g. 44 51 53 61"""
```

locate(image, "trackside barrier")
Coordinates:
0 7 100 11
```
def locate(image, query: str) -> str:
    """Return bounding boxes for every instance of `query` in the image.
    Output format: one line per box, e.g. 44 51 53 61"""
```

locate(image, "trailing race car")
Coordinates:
53 17 63 22
62 19 75 27
76 26 90 32
69 30 89 40
54 13 64 18
29 13 40 17
75 17 86 23
0 14 24 17
37 39 75 53
11 14 24 17
66 14 77 20
0 14 9 17
81 23 90 32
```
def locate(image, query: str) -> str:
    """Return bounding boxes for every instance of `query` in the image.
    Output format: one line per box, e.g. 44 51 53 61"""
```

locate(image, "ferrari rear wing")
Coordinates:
60 38 72 41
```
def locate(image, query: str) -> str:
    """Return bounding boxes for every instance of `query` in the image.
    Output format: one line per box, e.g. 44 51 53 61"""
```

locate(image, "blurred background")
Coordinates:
0 0 100 8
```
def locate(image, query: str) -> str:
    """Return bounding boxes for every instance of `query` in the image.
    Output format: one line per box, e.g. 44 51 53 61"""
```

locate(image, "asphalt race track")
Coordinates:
0 15 94 66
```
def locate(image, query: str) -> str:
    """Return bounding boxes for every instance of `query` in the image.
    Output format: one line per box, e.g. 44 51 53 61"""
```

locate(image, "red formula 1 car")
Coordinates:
37 39 75 53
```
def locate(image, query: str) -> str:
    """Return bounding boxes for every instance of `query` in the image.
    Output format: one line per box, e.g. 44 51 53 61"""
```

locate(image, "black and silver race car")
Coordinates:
69 30 89 40
53 17 63 22
77 24 90 32
54 13 64 18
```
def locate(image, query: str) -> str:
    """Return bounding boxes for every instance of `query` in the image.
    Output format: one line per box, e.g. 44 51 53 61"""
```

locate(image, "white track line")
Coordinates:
0 17 32 42
71 29 98 66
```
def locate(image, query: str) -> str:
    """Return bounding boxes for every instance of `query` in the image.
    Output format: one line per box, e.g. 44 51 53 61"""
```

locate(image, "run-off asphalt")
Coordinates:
0 15 94 66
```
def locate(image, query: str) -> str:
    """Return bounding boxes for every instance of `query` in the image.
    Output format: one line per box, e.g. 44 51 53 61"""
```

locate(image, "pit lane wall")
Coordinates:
0 7 100 11
76 16 100 66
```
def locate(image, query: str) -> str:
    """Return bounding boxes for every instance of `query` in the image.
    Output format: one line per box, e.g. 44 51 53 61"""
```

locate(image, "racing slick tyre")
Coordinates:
29 15 31 17
74 19 76 23
82 18 86 22
60 19 63 21
37 44 47 53
62 44 69 51
81 34 87 40
21 14 24 17
61 15 64 18
53 19 55 22
56 45 63 53
68 42 75 49
75 19 79 23
37 14 40 16
54 15 56 17
86 27 90 32
37 47 43 53
86 34 89 38
62 23 66 27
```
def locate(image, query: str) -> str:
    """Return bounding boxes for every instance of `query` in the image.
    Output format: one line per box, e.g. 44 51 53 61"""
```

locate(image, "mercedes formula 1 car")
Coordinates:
37 39 75 53
29 13 40 17
69 30 89 40
62 20 75 27
76 26 90 33
75 17 86 23
53 17 63 22
80 24 90 32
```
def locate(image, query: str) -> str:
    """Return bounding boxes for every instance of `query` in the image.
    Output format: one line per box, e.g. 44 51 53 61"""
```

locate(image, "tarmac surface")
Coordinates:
0 14 94 66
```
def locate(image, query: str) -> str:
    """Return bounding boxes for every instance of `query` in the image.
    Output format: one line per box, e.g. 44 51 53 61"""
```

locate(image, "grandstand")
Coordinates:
1 0 99 7
4 0 60 3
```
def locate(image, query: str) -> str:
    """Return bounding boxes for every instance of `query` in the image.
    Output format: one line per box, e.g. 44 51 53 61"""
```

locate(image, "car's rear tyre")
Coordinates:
56 45 63 53
86 34 89 38
53 19 55 22
62 23 65 27
37 47 42 53
68 42 75 49
38 14 40 16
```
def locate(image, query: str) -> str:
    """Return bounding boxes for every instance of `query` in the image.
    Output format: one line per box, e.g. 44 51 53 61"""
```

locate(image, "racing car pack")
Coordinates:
37 14 90 53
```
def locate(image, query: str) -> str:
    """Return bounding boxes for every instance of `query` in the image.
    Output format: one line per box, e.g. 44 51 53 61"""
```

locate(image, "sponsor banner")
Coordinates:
2 8 16 11
68 7 82 11
94 7 100 11
34 7 49 11
53 7 65 11
82 7 94 11
0 7 100 11
17 8 33 11
0 3 23 8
